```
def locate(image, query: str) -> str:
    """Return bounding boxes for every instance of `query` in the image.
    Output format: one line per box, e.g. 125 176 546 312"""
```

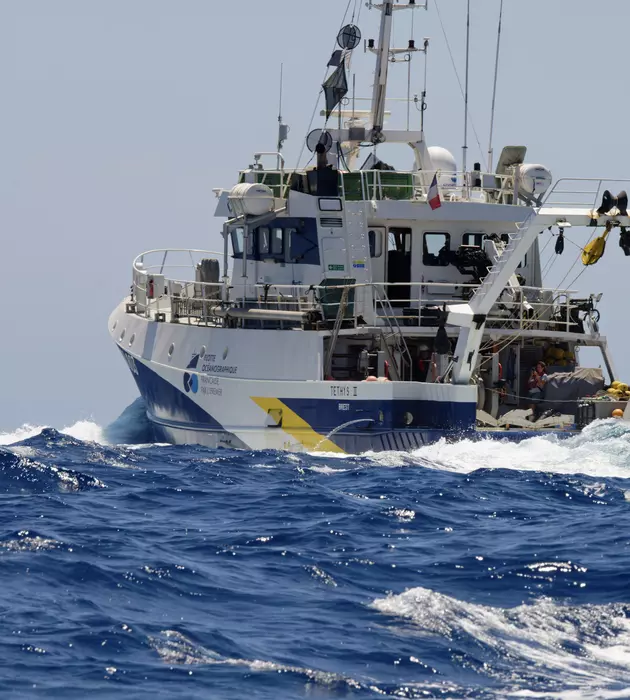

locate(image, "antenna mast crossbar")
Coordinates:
368 0 428 143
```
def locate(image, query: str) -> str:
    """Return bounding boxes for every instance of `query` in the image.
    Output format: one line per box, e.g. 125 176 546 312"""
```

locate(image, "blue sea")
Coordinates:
2 402 630 699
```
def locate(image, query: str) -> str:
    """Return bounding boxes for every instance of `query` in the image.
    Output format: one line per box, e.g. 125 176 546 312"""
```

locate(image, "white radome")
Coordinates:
428 146 458 187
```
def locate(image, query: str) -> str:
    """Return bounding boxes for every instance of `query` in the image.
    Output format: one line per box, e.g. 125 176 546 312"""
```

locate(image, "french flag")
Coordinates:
428 174 442 210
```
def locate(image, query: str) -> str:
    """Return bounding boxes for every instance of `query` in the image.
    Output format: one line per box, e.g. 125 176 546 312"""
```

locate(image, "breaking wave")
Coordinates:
0 397 154 448
372 586 630 698
361 419 630 480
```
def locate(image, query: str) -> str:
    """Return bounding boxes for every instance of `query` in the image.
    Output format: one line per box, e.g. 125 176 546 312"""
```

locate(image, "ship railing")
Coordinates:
367 282 590 334
241 167 515 204
542 177 630 211
130 248 230 321
339 169 514 205
128 263 596 335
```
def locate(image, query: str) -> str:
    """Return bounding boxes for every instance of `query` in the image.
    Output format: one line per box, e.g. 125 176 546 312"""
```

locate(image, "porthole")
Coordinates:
403 412 414 426
200 346 207 358
112 320 118 331
168 343 175 359
128 333 136 347
119 329 126 342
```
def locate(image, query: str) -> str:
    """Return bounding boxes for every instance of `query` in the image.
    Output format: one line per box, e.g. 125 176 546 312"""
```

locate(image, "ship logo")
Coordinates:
187 354 201 370
183 372 199 394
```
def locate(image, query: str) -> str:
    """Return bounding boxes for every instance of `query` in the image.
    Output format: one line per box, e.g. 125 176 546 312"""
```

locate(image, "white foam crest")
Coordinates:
148 630 362 688
61 420 106 444
363 420 630 479
372 586 630 692
0 420 108 447
0 424 46 446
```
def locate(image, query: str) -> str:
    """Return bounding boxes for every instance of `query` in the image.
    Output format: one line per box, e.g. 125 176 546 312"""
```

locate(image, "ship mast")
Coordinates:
369 1 394 143
368 1 427 143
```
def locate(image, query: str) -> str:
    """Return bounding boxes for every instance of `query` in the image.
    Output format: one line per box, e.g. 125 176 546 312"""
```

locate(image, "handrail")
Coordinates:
542 177 630 210
133 249 226 274
129 258 595 337
244 166 514 204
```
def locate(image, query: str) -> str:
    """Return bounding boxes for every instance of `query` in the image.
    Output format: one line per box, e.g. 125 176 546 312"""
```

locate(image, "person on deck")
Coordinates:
527 361 548 420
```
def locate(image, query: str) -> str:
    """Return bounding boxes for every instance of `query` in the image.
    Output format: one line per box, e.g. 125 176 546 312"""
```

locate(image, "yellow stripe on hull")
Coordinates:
251 397 345 453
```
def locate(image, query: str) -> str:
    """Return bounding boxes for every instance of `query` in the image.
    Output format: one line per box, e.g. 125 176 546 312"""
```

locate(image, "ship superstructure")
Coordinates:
109 1 629 451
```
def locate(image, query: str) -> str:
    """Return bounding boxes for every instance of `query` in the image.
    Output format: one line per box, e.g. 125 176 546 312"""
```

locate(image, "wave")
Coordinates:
371 586 630 698
365 420 630 480
2 405 630 484
147 629 470 698
0 447 106 493
0 421 105 447
0 398 154 448
102 397 155 445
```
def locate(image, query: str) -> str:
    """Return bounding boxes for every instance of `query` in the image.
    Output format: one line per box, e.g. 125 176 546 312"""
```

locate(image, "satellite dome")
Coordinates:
427 146 458 188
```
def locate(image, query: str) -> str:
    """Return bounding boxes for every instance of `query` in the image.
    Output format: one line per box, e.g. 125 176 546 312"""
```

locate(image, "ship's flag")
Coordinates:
428 174 442 210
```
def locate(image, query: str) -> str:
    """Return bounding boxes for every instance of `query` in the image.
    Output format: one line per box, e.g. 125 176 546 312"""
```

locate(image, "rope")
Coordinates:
554 229 598 291
539 232 553 257
434 0 487 171
485 384 611 406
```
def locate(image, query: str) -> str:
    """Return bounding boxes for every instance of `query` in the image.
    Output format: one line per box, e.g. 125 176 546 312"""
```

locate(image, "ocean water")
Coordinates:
2 404 630 699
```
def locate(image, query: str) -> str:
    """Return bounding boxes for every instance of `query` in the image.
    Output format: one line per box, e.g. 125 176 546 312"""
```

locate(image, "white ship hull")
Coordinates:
109 301 479 453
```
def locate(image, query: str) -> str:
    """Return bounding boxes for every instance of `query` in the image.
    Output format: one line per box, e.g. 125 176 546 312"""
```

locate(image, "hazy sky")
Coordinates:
2 0 630 431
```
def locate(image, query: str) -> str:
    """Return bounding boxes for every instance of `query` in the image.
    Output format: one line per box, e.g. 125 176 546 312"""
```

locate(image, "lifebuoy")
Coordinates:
384 360 390 379
498 362 503 380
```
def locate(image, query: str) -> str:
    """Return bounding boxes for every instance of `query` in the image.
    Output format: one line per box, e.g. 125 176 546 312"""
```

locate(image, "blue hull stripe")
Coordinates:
278 396 476 433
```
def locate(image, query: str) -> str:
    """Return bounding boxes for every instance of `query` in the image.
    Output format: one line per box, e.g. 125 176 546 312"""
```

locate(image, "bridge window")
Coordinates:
423 232 451 266
271 227 284 255
258 227 270 255
463 232 485 248
369 229 383 258
319 198 342 212
230 227 254 258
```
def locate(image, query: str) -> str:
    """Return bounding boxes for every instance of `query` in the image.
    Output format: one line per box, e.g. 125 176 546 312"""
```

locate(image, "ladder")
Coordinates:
323 286 350 379
374 288 413 381
470 210 536 313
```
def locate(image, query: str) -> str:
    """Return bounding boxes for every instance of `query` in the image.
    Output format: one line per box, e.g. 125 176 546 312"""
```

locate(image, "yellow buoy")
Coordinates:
612 409 624 418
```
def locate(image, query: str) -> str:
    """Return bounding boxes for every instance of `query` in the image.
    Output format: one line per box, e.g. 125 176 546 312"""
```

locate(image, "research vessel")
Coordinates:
109 1 630 452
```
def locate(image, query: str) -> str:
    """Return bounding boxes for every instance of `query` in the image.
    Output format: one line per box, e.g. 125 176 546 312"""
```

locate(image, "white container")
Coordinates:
228 183 275 217
518 164 552 197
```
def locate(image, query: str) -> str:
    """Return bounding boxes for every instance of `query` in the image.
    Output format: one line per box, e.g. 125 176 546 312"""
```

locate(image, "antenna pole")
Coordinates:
462 0 470 180
488 0 504 172
369 1 394 143
277 63 286 169
421 38 429 135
